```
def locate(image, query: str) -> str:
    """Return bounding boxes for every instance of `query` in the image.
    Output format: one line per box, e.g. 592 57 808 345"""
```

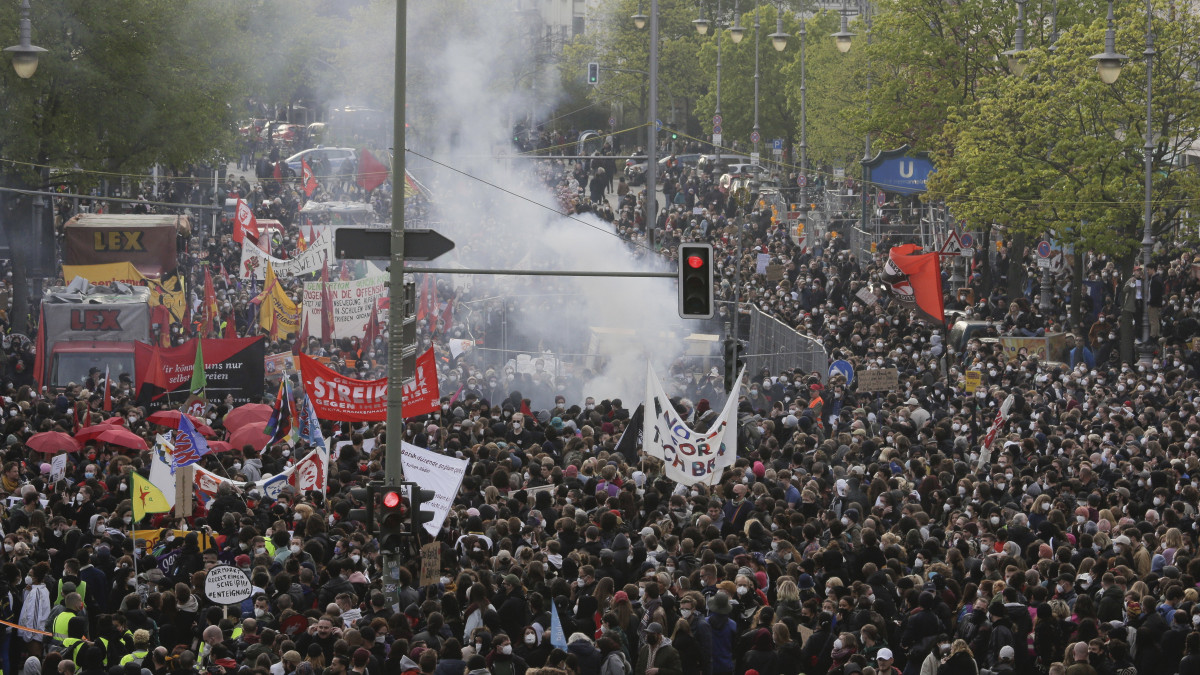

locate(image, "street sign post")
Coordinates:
750 152 761 165
796 175 806 187
713 114 722 126
336 228 454 262
750 131 760 144
1037 241 1051 258
655 119 663 131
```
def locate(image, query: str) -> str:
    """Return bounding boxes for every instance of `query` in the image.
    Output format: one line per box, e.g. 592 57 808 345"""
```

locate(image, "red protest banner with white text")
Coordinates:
299 349 439 422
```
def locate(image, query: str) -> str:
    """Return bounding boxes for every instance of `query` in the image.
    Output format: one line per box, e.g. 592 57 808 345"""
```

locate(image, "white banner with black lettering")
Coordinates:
642 362 744 486
400 442 470 535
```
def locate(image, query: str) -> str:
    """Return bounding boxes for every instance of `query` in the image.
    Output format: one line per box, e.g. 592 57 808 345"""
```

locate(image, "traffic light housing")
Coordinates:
723 338 745 393
410 485 437 532
377 485 408 552
587 62 599 84
678 243 715 319
347 484 376 533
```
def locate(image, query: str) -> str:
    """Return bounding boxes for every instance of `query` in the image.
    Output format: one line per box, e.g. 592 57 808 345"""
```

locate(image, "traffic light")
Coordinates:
677 243 714 319
347 484 376 533
377 485 408 552
410 485 437 532
587 62 599 84
723 338 745 393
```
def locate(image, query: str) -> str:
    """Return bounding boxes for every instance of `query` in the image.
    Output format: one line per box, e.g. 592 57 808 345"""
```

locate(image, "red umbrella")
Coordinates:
227 424 273 453
75 417 127 443
206 440 233 453
223 404 272 433
25 432 80 454
93 427 149 452
146 410 216 437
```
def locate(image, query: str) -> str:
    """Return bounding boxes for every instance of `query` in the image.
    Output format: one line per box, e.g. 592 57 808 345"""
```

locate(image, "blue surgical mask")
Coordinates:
84 472 94 480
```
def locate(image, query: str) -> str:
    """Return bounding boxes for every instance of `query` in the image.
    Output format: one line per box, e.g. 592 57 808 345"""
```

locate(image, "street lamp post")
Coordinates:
798 10 808 238
752 1 760 161
1092 0 1154 357
697 0 722 167
4 0 46 79
1003 0 1028 77
633 0 660 250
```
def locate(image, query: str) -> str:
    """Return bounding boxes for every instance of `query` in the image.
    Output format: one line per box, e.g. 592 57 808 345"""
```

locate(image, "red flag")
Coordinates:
362 299 381 348
416 274 431 322
272 161 282 181
440 298 455 334
219 263 232 289
356 149 389 192
520 400 533 417
301 158 318 197
224 315 238 339
203 269 218 337
321 260 335 342
884 244 945 323
295 312 309 356
102 365 112 412
233 198 259 244
296 229 307 253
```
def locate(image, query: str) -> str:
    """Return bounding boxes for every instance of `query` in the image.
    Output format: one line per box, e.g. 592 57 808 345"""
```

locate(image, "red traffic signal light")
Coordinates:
382 490 400 509
678 243 715 319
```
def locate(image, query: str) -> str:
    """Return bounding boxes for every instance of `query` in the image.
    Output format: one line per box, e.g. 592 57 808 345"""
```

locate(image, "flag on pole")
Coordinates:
301 158 318 197
233 198 259 244
549 601 567 649
183 340 208 418
102 365 112 412
362 299 382 348
203 269 218 337
321 260 335 341
356 148 389 192
170 415 210 473
131 472 171 522
264 378 297 447
884 244 945 323
296 388 327 451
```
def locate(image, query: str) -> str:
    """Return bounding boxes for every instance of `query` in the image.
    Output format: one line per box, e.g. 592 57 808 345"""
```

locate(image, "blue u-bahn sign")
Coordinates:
863 144 934 195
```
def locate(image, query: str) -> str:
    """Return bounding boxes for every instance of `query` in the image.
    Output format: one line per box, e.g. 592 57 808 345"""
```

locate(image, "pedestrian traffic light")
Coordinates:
377 485 408 552
723 338 745 393
678 243 714 319
410 485 438 531
347 484 376 534
587 62 600 84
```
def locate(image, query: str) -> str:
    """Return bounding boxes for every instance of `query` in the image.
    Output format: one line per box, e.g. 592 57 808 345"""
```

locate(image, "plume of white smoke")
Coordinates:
356 1 716 404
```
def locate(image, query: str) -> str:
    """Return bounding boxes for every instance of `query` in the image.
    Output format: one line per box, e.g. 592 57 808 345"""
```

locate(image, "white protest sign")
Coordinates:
303 270 388 340
204 564 253 605
643 362 742 486
855 287 878 306
239 233 331 280
400 443 469 535
49 454 68 483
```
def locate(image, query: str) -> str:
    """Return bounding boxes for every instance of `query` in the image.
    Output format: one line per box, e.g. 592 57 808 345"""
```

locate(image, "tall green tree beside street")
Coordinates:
927 1 1200 267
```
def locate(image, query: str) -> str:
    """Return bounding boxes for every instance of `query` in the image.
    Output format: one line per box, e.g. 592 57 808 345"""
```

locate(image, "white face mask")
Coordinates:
290 544 301 554
24 576 31 586
500 645 512 655
525 635 536 645
834 639 843 650
736 586 749 596
680 609 693 619
30 535 37 545
350 554 361 563
255 547 266 556
255 608 265 617
2 544 11 553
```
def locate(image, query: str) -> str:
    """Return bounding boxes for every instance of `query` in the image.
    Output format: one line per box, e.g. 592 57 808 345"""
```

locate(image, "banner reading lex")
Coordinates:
298 349 439 422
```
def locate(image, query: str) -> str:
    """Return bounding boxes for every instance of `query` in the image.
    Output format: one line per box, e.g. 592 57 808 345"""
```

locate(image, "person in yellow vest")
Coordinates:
119 629 151 667
59 616 89 664
54 560 86 608
49 593 84 652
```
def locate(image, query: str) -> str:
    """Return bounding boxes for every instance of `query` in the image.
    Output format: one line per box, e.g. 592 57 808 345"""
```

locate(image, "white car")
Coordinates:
286 147 357 177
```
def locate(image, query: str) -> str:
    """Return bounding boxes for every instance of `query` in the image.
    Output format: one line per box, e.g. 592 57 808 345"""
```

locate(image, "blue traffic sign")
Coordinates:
959 232 975 248
773 139 784 151
655 119 663 131
829 359 855 385
712 124 722 134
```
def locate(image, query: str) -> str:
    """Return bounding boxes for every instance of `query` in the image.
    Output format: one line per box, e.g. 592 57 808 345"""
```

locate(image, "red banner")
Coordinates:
135 337 266 406
299 348 439 422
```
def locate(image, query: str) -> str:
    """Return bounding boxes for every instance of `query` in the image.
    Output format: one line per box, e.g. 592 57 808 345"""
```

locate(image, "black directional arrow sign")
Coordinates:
334 227 455 262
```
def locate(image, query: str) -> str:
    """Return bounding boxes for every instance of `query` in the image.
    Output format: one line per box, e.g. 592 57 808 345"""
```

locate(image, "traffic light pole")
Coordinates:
383 0 408 616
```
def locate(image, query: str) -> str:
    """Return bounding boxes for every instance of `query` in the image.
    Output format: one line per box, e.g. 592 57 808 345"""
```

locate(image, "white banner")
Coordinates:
49 454 68 483
642 362 743 486
240 233 332 280
302 271 388 340
400 442 469 535
150 434 177 509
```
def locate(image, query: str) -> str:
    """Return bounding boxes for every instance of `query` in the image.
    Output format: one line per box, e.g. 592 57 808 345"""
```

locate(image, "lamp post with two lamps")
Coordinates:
1091 0 1154 359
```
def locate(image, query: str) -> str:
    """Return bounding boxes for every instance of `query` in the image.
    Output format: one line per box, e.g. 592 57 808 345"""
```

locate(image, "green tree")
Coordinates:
928 1 1200 267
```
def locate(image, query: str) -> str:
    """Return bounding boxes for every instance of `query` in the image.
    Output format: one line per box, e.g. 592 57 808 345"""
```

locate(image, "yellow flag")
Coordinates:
132 472 171 522
256 263 300 340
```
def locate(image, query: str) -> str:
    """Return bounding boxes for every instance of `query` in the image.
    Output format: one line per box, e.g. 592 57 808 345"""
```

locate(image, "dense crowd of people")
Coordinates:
0 141 1197 675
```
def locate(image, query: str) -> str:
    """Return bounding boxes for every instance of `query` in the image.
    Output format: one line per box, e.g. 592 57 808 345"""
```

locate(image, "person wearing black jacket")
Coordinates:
799 613 835 675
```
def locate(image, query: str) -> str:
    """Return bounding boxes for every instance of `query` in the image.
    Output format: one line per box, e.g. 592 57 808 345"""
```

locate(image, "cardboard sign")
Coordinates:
766 264 785 282
964 370 982 393
49 454 68 483
855 287 878 306
419 542 442 587
857 367 898 392
204 564 253 605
